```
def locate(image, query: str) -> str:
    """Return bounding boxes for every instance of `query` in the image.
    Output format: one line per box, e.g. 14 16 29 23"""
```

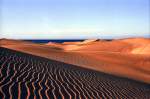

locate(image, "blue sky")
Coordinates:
1 0 150 39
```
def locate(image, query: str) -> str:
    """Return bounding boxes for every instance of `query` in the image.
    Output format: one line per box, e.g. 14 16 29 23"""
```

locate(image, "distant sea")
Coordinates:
25 39 85 43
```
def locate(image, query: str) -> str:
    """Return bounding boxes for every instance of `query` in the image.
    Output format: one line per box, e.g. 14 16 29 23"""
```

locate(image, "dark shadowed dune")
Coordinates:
0 47 150 99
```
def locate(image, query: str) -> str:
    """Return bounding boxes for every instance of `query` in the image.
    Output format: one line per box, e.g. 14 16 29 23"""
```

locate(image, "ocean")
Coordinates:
25 39 85 43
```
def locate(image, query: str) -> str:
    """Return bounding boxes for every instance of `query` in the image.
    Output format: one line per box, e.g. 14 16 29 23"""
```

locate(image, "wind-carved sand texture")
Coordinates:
0 47 150 98
1 38 150 84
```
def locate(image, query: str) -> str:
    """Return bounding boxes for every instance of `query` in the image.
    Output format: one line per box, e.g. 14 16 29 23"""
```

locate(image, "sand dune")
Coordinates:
1 38 150 84
121 38 150 54
46 42 64 50
63 38 150 54
46 39 99 50
0 38 35 45
46 38 150 55
0 47 150 98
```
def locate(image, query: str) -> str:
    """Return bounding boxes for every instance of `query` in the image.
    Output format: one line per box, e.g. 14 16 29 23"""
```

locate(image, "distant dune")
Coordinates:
121 38 150 54
46 38 150 55
63 38 150 55
1 38 150 84
0 38 32 45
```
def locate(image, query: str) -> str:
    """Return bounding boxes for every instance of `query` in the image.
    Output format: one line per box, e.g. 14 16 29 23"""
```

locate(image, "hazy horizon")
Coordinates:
1 0 150 39
0 33 150 40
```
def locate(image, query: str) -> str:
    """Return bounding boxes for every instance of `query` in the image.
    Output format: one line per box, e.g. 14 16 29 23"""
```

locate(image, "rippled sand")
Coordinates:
0 47 150 98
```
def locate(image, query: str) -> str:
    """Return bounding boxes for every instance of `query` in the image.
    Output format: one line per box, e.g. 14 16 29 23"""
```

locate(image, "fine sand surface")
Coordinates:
0 38 150 84
0 47 150 98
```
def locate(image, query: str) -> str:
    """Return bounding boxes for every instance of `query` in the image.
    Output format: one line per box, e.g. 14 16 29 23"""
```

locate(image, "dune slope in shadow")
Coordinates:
0 47 150 98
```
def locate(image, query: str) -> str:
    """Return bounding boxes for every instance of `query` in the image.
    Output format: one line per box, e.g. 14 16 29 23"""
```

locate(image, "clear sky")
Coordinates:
1 0 150 39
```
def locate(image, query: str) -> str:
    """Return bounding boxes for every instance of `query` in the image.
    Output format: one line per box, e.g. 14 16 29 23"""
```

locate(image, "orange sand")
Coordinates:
1 38 150 83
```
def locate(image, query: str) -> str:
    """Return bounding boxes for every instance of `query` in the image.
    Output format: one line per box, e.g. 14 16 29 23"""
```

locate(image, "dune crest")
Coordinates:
1 38 150 83
80 39 99 44
63 38 150 55
45 38 150 55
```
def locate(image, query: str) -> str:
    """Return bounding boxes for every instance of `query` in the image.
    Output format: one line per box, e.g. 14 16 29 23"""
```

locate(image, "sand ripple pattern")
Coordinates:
0 47 150 99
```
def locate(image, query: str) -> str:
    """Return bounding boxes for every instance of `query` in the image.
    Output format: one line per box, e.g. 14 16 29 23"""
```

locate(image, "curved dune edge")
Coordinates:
46 38 150 55
1 38 150 84
1 47 150 98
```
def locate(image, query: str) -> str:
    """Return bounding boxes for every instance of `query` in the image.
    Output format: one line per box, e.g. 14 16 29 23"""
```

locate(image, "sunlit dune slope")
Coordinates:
46 38 150 55
65 40 132 52
45 42 64 50
63 38 150 55
46 39 99 50
1 38 150 83
0 38 32 45
121 38 150 54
